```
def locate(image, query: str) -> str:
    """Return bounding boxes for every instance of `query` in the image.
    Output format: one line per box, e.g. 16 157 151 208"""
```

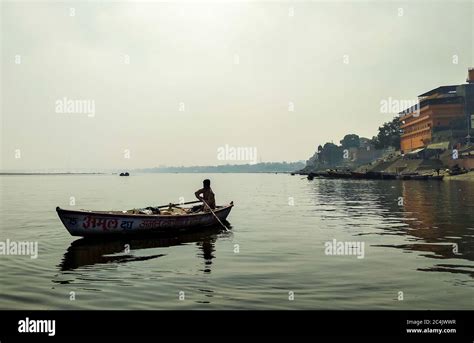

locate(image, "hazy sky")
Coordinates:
1 0 473 171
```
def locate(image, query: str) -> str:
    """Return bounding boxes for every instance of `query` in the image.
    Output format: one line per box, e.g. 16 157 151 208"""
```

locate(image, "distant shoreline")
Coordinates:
136 162 305 174
0 172 106 176
0 162 305 175
0 171 294 175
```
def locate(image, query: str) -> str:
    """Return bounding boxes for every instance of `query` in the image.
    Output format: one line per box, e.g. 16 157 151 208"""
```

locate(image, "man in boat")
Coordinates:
193 179 216 212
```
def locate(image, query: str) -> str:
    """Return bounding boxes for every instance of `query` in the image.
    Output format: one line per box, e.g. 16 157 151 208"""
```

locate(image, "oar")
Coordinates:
156 200 202 209
201 199 229 232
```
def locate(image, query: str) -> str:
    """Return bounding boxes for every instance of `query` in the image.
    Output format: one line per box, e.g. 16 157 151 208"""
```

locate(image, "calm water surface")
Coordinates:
1 173 473 309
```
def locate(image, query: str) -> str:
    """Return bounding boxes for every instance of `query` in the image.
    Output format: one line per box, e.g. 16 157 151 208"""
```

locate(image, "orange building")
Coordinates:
399 87 464 153
400 69 474 154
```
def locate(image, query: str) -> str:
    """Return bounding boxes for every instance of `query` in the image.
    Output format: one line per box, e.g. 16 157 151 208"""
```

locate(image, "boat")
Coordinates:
56 202 234 237
327 170 352 179
399 173 418 180
364 171 383 179
410 174 430 180
380 172 397 180
303 170 445 181
448 169 468 176
119 172 130 176
398 173 445 180
350 171 367 179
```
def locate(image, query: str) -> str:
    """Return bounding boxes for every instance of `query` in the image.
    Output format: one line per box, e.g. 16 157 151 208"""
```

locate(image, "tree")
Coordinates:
372 118 401 150
319 142 344 166
340 134 360 148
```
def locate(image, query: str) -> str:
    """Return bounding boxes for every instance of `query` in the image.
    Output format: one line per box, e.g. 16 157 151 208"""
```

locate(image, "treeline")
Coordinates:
371 117 401 150
306 117 401 169
137 162 306 173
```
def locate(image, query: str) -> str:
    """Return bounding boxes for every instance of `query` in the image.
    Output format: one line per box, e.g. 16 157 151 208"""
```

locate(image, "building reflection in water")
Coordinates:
311 179 474 277
396 180 474 276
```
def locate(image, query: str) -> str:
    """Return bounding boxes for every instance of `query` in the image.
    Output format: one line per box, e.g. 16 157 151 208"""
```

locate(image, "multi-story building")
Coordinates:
399 69 474 153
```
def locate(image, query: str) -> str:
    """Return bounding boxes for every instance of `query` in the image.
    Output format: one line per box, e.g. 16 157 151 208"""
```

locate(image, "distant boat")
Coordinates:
56 202 234 237
327 170 352 179
119 172 130 176
409 174 430 180
316 171 445 181
380 172 397 180
399 173 444 180
350 171 366 179
399 173 419 180
448 169 468 176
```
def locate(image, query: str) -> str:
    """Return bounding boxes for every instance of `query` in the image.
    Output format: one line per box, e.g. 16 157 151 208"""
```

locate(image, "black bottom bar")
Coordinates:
1 310 472 339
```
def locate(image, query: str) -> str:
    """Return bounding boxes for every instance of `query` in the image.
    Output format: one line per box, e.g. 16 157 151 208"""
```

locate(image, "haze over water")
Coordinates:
1 173 473 310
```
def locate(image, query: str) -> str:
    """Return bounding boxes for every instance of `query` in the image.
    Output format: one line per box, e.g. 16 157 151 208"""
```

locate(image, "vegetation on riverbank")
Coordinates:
301 118 401 173
137 162 306 173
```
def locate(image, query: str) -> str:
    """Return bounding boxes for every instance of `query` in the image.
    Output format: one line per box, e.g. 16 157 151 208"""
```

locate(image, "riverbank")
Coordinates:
445 171 474 181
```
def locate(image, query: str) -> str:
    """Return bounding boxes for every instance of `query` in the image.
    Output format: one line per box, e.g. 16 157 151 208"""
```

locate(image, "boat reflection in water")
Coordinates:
58 224 229 273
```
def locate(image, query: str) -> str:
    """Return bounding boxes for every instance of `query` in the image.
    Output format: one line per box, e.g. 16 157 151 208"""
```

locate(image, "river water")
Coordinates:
0 173 473 309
